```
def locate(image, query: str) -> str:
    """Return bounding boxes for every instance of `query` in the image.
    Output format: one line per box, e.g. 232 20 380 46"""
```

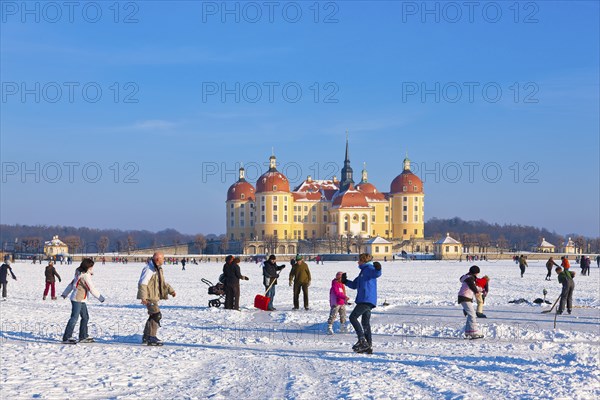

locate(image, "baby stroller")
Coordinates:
201 277 225 307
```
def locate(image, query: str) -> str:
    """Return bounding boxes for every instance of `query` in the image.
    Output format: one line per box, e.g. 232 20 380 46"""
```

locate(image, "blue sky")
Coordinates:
1 1 599 237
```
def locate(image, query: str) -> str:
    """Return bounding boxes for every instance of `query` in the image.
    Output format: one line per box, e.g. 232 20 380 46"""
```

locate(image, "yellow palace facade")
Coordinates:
226 140 424 252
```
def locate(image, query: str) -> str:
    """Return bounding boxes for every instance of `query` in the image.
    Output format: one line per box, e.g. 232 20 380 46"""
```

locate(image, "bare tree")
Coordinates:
264 235 279 255
355 235 365 254
220 235 229 254
98 236 109 254
194 234 207 254
127 235 136 254
63 236 82 254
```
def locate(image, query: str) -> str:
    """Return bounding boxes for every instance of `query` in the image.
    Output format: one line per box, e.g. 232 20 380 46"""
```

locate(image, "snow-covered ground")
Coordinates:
1 259 599 399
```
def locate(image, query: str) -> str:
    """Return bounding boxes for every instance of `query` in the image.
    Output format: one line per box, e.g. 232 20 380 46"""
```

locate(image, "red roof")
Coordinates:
332 185 370 208
256 171 290 193
227 181 255 201
390 170 423 194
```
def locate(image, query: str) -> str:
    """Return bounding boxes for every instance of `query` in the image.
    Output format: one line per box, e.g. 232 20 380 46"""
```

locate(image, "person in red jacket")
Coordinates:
561 256 571 270
43 261 62 300
475 275 490 318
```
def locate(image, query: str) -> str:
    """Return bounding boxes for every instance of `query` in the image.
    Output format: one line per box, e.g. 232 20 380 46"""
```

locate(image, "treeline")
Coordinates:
0 224 223 254
425 217 599 252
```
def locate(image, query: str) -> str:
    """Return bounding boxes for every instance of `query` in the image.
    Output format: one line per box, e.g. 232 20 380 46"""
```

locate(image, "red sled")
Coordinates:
254 294 270 311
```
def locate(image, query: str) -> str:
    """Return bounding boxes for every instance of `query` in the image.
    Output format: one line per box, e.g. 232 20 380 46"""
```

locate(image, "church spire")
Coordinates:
340 131 354 191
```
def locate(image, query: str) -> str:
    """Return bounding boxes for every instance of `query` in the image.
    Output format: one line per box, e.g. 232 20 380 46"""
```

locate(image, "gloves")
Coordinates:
341 273 348 284
59 278 62 283
99 295 106 303
243 276 249 280
374 263 382 271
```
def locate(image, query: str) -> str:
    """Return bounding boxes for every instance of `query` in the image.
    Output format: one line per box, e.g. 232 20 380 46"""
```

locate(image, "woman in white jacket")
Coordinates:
61 258 105 344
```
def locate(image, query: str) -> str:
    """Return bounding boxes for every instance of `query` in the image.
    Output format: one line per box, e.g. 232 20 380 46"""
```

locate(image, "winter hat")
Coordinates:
268 255 276 260
336 271 344 279
225 255 233 263
295 254 303 261
469 265 480 275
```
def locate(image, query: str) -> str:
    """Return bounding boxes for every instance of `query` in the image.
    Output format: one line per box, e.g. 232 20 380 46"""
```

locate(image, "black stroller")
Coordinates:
201 277 225 307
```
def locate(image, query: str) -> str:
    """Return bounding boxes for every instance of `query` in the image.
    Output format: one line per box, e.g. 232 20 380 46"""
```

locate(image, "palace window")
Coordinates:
284 215 288 222
403 205 407 211
385 215 389 222
414 229 418 234
273 185 277 191
361 215 367 231
403 215 407 222
231 204 234 209
312 215 316 223
403 186 407 191
273 215 278 222
403 229 407 235
240 220 245 227
273 205 278 211
261 215 265 222
274 196 278 202
241 194 245 199
403 196 407 202
323 215 328 222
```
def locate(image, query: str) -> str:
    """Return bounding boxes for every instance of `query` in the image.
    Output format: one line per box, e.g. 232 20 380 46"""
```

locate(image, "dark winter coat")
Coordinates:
223 262 243 288
45 265 61 283
289 260 311 285
262 260 285 287
345 262 381 307
0 263 16 283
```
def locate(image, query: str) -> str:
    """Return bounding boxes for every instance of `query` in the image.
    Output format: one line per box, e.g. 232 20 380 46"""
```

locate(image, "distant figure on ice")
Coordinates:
137 252 176 346
222 256 248 310
343 253 382 354
289 254 311 310
581 256 590 276
262 255 285 311
475 275 490 318
43 261 61 300
181 258 187 271
327 271 349 335
61 258 105 344
596 255 600 268
518 255 528 278
555 266 575 315
458 266 484 339
0 260 17 300
545 257 559 281
561 256 570 271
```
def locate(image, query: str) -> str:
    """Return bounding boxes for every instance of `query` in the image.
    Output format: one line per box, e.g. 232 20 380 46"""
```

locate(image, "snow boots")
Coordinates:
146 336 163 346
327 325 333 335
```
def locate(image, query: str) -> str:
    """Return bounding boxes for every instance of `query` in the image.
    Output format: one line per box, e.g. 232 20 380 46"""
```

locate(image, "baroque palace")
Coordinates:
226 139 425 255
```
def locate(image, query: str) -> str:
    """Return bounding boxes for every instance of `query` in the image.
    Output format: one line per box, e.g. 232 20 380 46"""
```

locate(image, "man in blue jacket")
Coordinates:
343 253 382 354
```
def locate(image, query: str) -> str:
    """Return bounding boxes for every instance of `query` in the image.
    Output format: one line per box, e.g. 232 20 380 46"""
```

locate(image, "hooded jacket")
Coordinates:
458 273 480 303
62 270 103 303
345 262 381 307
137 260 175 301
329 279 347 307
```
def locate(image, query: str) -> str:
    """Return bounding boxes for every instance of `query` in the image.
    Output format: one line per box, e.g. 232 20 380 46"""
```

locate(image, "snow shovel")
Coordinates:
254 278 277 311
541 295 561 314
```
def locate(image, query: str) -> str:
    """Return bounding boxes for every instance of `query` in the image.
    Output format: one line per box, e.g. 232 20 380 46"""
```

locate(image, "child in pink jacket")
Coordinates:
327 272 349 335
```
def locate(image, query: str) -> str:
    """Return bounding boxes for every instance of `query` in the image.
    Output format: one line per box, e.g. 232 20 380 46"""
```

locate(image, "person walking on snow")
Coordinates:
327 271 350 335
223 256 248 310
545 257 559 281
343 254 382 354
458 265 484 339
555 266 575 315
61 258 105 343
43 261 61 300
475 275 490 318
289 254 311 310
0 260 17 300
518 255 528 278
137 252 176 346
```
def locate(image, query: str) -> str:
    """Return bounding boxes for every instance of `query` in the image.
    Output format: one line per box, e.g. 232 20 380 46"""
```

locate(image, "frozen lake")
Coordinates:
1 259 599 399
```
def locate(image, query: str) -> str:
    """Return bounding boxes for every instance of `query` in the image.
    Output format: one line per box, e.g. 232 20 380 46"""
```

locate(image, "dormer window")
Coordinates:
241 194 245 199
414 186 418 191
273 185 277 191
403 186 407 191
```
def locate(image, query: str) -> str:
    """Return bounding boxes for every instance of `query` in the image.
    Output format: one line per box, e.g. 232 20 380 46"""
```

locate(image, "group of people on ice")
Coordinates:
0 248 591 350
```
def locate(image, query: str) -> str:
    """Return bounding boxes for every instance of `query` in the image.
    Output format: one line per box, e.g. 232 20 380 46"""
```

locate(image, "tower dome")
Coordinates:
227 166 256 201
255 154 290 193
390 156 423 194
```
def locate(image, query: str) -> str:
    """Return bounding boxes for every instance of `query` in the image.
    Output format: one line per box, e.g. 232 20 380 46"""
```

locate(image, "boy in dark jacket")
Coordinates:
43 261 62 300
262 255 285 311
0 260 17 299
555 267 575 315
343 254 382 353
223 256 248 310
